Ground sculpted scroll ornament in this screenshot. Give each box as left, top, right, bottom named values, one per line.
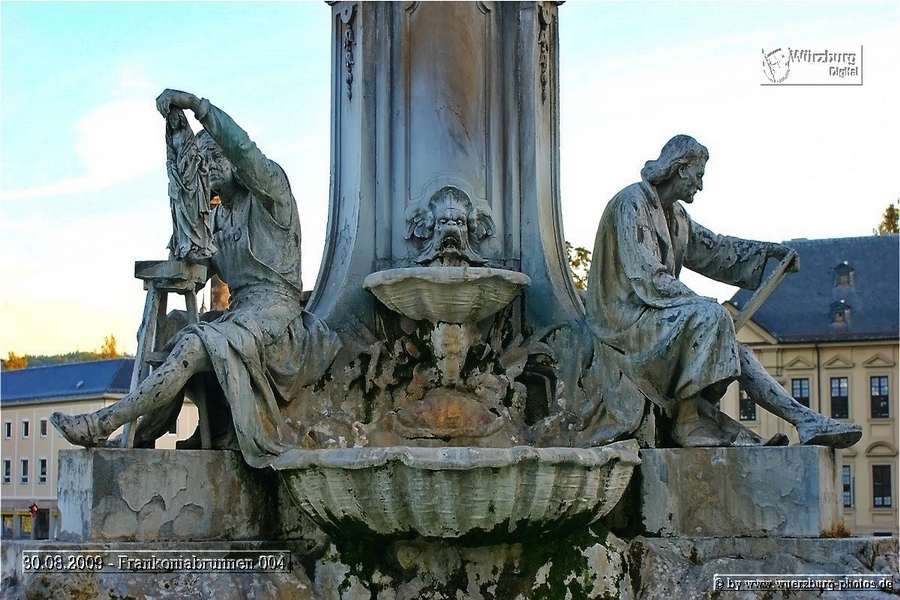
left=538, top=5, right=552, bottom=103
left=340, top=4, right=357, bottom=101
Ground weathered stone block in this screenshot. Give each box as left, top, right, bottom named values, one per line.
left=1, top=540, right=316, bottom=600
left=57, top=449, right=320, bottom=543
left=3, top=535, right=895, bottom=599
left=638, top=446, right=841, bottom=537
left=628, top=536, right=899, bottom=600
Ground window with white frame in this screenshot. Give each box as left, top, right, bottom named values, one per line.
left=2, top=460, right=10, bottom=485
left=39, top=419, right=48, bottom=437
left=830, top=377, right=849, bottom=419
left=738, top=390, right=756, bottom=421
left=871, top=376, right=890, bottom=419
left=21, top=420, right=29, bottom=439
left=20, top=458, right=28, bottom=484
left=873, top=465, right=893, bottom=508
left=842, top=465, right=853, bottom=508
left=38, top=458, right=48, bottom=485
left=3, top=422, right=10, bottom=439
left=791, top=378, right=810, bottom=408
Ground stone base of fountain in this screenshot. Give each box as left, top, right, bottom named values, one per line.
left=6, top=447, right=895, bottom=599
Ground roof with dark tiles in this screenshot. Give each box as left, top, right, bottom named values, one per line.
left=727, top=235, right=899, bottom=343
left=0, top=358, right=134, bottom=405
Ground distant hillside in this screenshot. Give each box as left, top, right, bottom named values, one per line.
left=2, top=335, right=130, bottom=371
left=23, top=352, right=133, bottom=369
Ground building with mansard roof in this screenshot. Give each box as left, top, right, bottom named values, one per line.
left=0, top=359, right=198, bottom=539
left=720, top=234, right=899, bottom=536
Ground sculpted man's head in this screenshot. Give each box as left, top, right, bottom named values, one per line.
left=197, top=130, right=236, bottom=198
left=642, top=134, right=709, bottom=205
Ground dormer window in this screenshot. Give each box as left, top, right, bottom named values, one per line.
left=831, top=300, right=850, bottom=324
left=834, top=262, right=854, bottom=288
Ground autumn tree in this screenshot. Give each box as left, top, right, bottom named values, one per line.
left=875, top=202, right=899, bottom=235
left=565, top=241, right=592, bottom=291
left=99, top=334, right=120, bottom=359
left=1, top=352, right=28, bottom=370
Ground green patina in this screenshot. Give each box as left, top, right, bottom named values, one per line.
left=317, top=519, right=628, bottom=599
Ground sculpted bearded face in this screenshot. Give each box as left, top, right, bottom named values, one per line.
left=432, top=199, right=470, bottom=263
left=405, top=186, right=495, bottom=267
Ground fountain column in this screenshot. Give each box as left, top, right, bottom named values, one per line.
left=309, top=1, right=584, bottom=336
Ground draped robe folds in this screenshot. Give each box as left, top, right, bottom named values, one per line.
left=583, top=180, right=769, bottom=434
left=178, top=103, right=341, bottom=468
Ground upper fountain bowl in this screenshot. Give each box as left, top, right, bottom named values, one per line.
left=363, top=267, right=531, bottom=324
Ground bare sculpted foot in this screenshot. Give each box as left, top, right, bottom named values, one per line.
left=50, top=412, right=108, bottom=447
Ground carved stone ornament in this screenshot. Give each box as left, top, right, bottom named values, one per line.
left=340, top=4, right=357, bottom=101
left=273, top=439, right=640, bottom=540
left=363, top=266, right=530, bottom=324
left=538, top=4, right=552, bottom=103
left=405, top=185, right=495, bottom=267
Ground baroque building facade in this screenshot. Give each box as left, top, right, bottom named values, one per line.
left=721, top=235, right=899, bottom=536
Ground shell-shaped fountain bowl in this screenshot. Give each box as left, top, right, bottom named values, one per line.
left=272, top=440, right=640, bottom=540
left=363, top=267, right=531, bottom=324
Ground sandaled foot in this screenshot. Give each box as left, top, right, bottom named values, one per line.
left=764, top=432, right=790, bottom=446
left=673, top=397, right=768, bottom=447
left=798, top=419, right=862, bottom=449
left=50, top=412, right=108, bottom=447
left=673, top=398, right=734, bottom=447
left=674, top=420, right=729, bottom=447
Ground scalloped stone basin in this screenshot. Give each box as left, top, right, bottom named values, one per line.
left=362, top=267, right=531, bottom=324
left=272, top=440, right=640, bottom=540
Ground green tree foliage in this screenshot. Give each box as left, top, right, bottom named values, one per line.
left=565, top=241, right=592, bottom=290
left=875, top=202, right=899, bottom=235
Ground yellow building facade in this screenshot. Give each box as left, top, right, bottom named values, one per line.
left=721, top=326, right=898, bottom=536
left=720, top=235, right=898, bottom=537
left=1, top=359, right=198, bottom=539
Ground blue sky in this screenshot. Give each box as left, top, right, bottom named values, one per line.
left=2, top=1, right=898, bottom=355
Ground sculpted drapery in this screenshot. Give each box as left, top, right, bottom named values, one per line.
left=583, top=179, right=768, bottom=427
left=178, top=102, right=341, bottom=467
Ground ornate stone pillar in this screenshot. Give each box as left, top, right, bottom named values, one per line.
left=310, top=1, right=584, bottom=336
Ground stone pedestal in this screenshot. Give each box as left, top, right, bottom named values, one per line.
left=636, top=446, right=842, bottom=538
left=57, top=449, right=314, bottom=543
left=3, top=534, right=896, bottom=599
left=0, top=448, right=893, bottom=599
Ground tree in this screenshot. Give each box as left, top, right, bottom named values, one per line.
left=99, top=334, right=120, bottom=359
left=2, top=351, right=28, bottom=370
left=565, top=241, right=592, bottom=291
left=875, top=202, right=899, bottom=235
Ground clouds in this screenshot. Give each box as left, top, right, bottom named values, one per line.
left=559, top=6, right=899, bottom=248
left=1, top=1, right=897, bottom=356
left=557, top=3, right=899, bottom=302
left=1, top=97, right=164, bottom=202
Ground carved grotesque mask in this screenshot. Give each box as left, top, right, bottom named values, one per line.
left=405, top=186, right=495, bottom=267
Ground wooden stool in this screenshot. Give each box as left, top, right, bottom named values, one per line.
left=122, top=260, right=210, bottom=448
